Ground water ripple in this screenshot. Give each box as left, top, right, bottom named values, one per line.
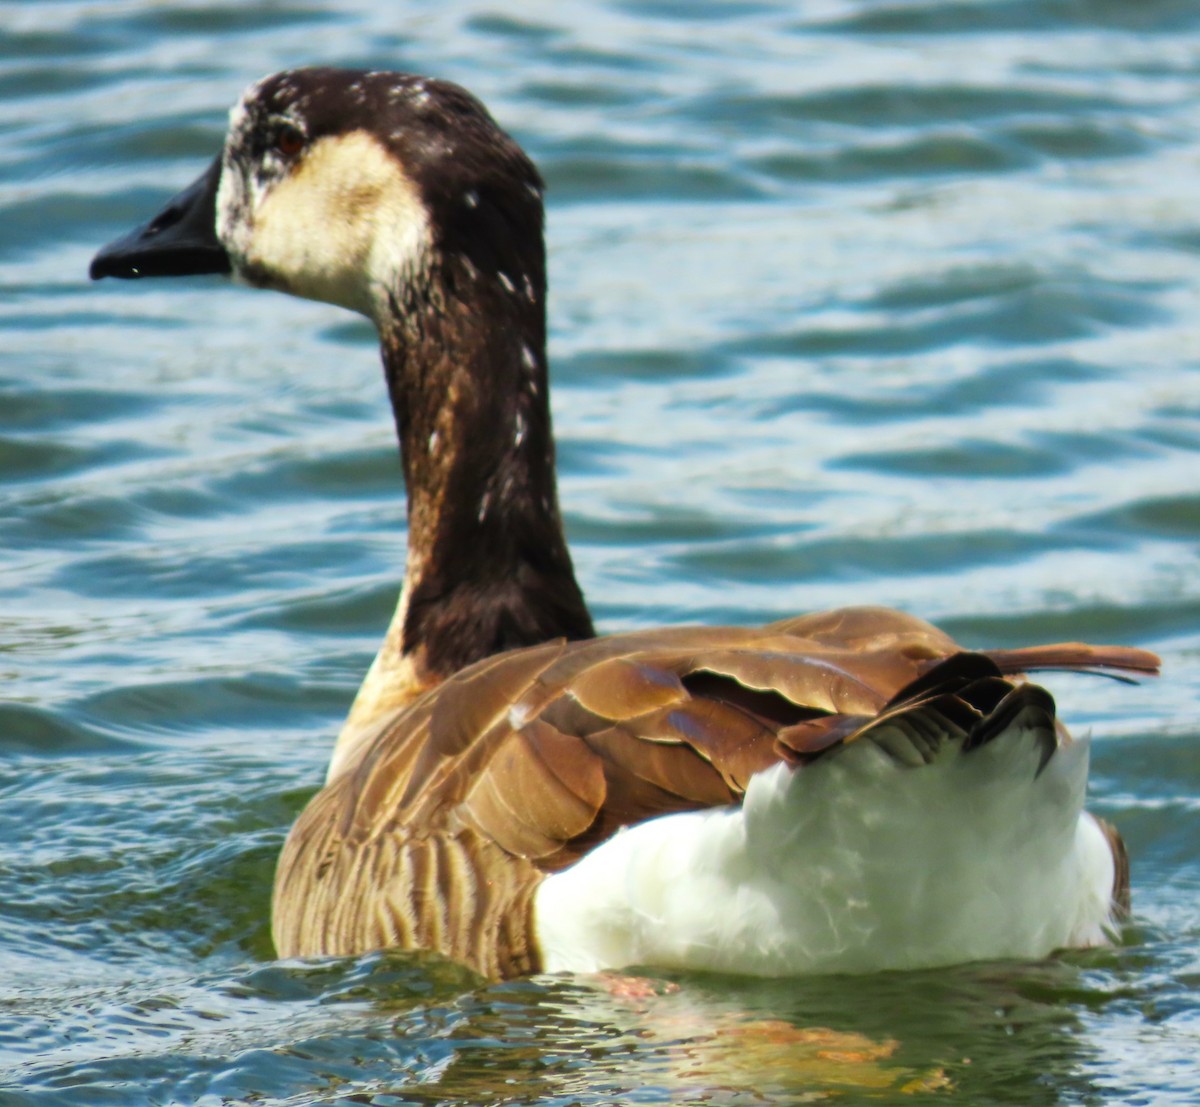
left=2, top=1, right=1198, bottom=1104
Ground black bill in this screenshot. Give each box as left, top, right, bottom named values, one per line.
left=90, top=156, right=231, bottom=280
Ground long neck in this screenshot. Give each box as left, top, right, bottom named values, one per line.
left=388, top=252, right=594, bottom=673
left=335, top=248, right=594, bottom=764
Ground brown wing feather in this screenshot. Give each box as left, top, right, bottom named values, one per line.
left=983, top=642, right=1161, bottom=679
left=461, top=719, right=607, bottom=858
left=272, top=607, right=1158, bottom=977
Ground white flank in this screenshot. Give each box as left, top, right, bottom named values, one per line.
left=535, top=724, right=1117, bottom=976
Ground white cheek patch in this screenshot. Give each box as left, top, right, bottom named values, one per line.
left=219, top=129, right=432, bottom=321
left=215, top=95, right=260, bottom=266
left=215, top=156, right=251, bottom=264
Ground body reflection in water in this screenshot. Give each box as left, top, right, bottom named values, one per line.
left=330, top=952, right=1116, bottom=1104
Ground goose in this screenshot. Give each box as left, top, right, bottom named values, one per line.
left=91, top=67, right=1159, bottom=981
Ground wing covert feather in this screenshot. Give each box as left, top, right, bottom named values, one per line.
left=462, top=719, right=606, bottom=858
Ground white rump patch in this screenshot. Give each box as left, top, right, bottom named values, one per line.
left=535, top=726, right=1119, bottom=977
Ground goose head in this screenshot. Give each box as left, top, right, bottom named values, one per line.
left=92, top=69, right=592, bottom=752
left=91, top=67, right=546, bottom=328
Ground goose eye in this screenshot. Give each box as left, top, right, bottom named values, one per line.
left=275, top=125, right=306, bottom=157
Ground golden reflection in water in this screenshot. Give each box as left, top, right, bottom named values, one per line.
left=388, top=972, right=952, bottom=1104
left=661, top=1017, right=950, bottom=1098
left=590, top=975, right=951, bottom=1101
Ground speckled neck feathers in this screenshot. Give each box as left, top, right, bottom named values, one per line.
left=380, top=213, right=593, bottom=682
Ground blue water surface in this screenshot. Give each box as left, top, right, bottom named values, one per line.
left=2, top=1, right=1199, bottom=1104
